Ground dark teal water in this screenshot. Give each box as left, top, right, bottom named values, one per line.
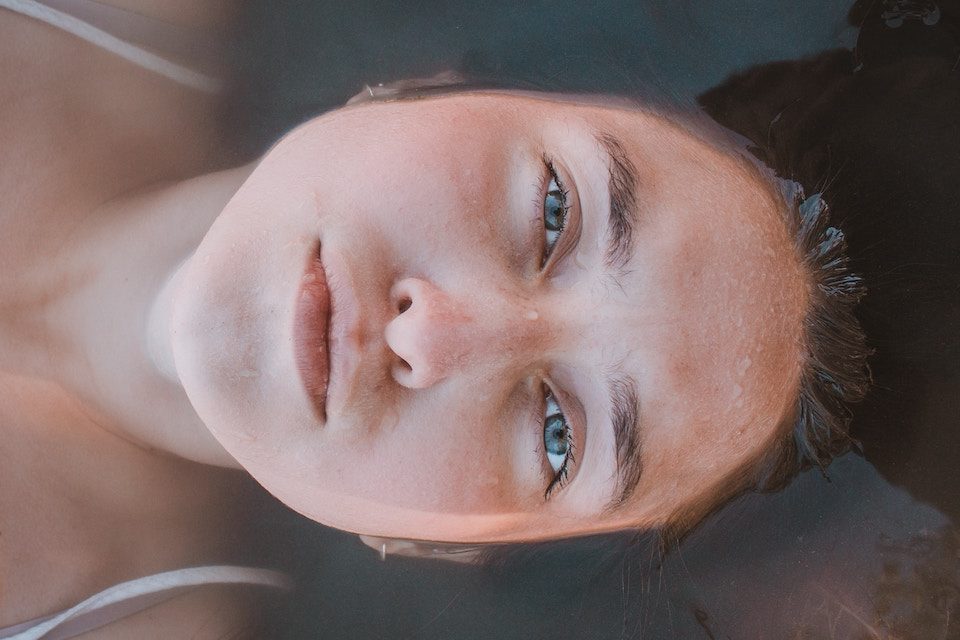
left=231, top=2, right=960, bottom=638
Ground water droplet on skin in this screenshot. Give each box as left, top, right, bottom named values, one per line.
left=478, top=472, right=499, bottom=488
left=736, top=356, right=752, bottom=376
left=729, top=382, right=745, bottom=409
left=525, top=309, right=539, bottom=321
left=573, top=251, right=587, bottom=270
left=303, top=272, right=316, bottom=283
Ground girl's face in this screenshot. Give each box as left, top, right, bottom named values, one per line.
left=170, top=92, right=807, bottom=542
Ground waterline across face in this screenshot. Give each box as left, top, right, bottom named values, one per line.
left=169, top=92, right=808, bottom=543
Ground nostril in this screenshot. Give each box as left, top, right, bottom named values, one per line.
left=397, top=297, right=412, bottom=314
left=392, top=357, right=414, bottom=386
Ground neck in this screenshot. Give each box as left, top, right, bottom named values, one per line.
left=0, top=162, right=258, bottom=467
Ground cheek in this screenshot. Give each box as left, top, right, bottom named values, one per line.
left=311, top=112, right=511, bottom=267
left=320, top=399, right=521, bottom=514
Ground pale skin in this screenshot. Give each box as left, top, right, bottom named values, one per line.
left=0, top=2, right=260, bottom=635
left=0, top=1, right=808, bottom=634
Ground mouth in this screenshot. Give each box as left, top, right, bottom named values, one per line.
left=293, top=241, right=330, bottom=423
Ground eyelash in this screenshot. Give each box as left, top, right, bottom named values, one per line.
left=542, top=383, right=575, bottom=500
left=538, top=157, right=571, bottom=269
left=533, top=156, right=575, bottom=499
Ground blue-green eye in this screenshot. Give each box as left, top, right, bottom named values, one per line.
left=541, top=162, right=569, bottom=267
left=543, top=385, right=574, bottom=499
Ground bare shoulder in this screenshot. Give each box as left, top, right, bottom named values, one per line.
left=72, top=583, right=277, bottom=640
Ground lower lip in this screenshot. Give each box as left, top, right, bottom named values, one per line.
left=293, top=243, right=330, bottom=422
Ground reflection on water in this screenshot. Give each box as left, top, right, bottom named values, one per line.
left=231, top=0, right=858, bottom=153
left=265, top=455, right=957, bottom=639
left=873, top=528, right=959, bottom=638
left=231, top=1, right=960, bottom=638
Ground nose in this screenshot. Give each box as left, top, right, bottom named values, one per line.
left=384, top=277, right=540, bottom=389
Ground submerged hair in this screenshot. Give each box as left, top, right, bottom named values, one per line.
left=757, top=182, right=872, bottom=488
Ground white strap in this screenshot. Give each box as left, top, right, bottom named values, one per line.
left=0, top=0, right=223, bottom=93
left=2, top=566, right=292, bottom=640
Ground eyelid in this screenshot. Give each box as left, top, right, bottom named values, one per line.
left=538, top=376, right=583, bottom=498
left=537, top=155, right=583, bottom=271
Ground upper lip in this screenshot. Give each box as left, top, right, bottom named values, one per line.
left=293, top=242, right=332, bottom=422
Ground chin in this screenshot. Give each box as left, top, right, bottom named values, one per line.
left=171, top=192, right=332, bottom=475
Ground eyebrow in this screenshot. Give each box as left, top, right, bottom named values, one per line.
left=596, top=132, right=639, bottom=278
left=603, top=371, right=644, bottom=511
left=593, top=131, right=645, bottom=511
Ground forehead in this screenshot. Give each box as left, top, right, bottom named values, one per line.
left=603, top=164, right=805, bottom=515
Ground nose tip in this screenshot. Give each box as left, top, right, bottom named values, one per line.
left=384, top=277, right=473, bottom=389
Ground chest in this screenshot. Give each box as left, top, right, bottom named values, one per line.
left=0, top=372, right=254, bottom=627
left=0, top=7, right=249, bottom=626
left=0, top=4, right=230, bottom=284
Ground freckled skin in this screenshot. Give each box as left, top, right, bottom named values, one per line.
left=170, top=93, right=807, bottom=543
